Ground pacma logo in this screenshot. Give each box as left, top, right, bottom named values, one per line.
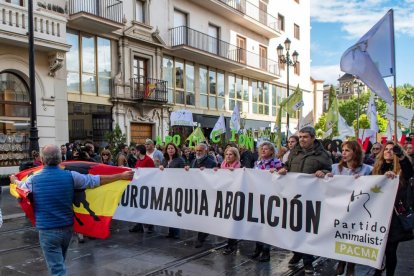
left=346, top=185, right=383, bottom=219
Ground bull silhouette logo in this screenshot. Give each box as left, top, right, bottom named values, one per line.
left=73, top=189, right=101, bottom=226
left=347, top=190, right=372, bottom=218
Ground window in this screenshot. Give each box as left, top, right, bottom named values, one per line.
left=278, top=14, right=285, bottom=31
left=132, top=57, right=148, bottom=98
left=199, top=66, right=224, bottom=110
left=252, top=81, right=269, bottom=115
left=5, top=0, right=23, bottom=6
left=0, top=72, right=30, bottom=117
left=229, top=74, right=248, bottom=113
left=259, top=45, right=267, bottom=70
left=135, top=0, right=145, bottom=23
left=163, top=56, right=173, bottom=103
left=162, top=56, right=194, bottom=106
left=294, top=61, right=300, bottom=76
left=66, top=30, right=112, bottom=96
left=294, top=24, right=300, bottom=40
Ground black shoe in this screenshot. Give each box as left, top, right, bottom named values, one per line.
left=304, top=264, right=314, bottom=274
left=258, top=250, right=270, bottom=262
left=129, top=224, right=144, bottom=233
left=223, top=246, right=237, bottom=255
left=250, top=248, right=262, bottom=259
left=195, top=240, right=204, bottom=248
left=288, top=254, right=302, bottom=266
left=147, top=225, right=154, bottom=234
left=336, top=261, right=346, bottom=275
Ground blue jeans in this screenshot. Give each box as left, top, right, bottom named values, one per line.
left=38, top=226, right=73, bottom=276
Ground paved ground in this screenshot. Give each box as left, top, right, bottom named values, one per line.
left=1, top=186, right=413, bottom=276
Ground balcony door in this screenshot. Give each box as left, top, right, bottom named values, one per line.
left=174, top=9, right=187, bottom=45
left=208, top=24, right=219, bottom=55
left=259, top=0, right=268, bottom=25
left=236, top=35, right=246, bottom=64
left=133, top=57, right=148, bottom=98
left=259, top=45, right=267, bottom=70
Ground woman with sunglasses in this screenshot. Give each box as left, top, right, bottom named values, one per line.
left=371, top=141, right=414, bottom=276
left=100, top=149, right=114, bottom=166
left=327, top=141, right=372, bottom=276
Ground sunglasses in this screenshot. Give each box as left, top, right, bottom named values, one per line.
left=372, top=148, right=381, bottom=151
left=102, top=153, right=109, bottom=156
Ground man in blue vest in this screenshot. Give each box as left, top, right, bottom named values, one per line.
left=10, top=144, right=134, bottom=276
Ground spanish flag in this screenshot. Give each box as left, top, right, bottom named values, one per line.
left=10, top=161, right=131, bottom=239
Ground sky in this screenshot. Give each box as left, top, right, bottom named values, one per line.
left=310, top=0, right=414, bottom=86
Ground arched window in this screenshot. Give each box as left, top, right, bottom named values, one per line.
left=0, top=72, right=30, bottom=118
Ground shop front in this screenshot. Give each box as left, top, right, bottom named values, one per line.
left=0, top=72, right=31, bottom=170
left=68, top=102, right=112, bottom=148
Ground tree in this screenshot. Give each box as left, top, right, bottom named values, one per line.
left=104, top=124, right=127, bottom=160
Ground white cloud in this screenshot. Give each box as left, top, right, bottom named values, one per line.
left=311, top=65, right=343, bottom=85
left=311, top=0, right=414, bottom=39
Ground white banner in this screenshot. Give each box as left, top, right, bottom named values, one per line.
left=170, top=110, right=194, bottom=127
left=114, top=169, right=398, bottom=269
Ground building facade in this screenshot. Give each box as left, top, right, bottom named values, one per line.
left=0, top=0, right=312, bottom=171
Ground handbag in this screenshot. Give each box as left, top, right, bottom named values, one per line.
left=394, top=206, right=414, bottom=231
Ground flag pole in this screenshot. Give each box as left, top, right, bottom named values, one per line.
left=390, top=9, right=397, bottom=142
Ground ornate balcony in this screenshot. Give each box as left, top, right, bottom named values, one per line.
left=113, top=76, right=168, bottom=104
left=187, top=0, right=280, bottom=38
left=68, top=0, right=124, bottom=33
left=169, top=26, right=280, bottom=81
left=0, top=1, right=69, bottom=52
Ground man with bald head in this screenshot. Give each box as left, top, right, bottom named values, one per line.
left=10, top=145, right=133, bottom=276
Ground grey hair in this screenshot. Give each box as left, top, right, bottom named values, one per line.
left=258, top=141, right=276, bottom=160
left=299, top=126, right=316, bottom=138
left=196, top=143, right=208, bottom=151
left=41, top=145, right=62, bottom=166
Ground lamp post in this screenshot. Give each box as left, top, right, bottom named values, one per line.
left=277, top=38, right=298, bottom=138
left=28, top=0, right=39, bottom=153
left=353, top=79, right=364, bottom=138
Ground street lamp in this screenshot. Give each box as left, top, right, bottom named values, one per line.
left=353, top=79, right=364, bottom=138
left=28, top=0, right=39, bottom=153
left=277, top=38, right=299, bottom=138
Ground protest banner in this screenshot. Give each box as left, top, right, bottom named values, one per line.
left=114, top=169, right=398, bottom=269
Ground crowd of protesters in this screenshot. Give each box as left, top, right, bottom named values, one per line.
left=4, top=128, right=414, bottom=275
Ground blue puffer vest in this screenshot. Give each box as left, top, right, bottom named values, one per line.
left=32, top=166, right=74, bottom=229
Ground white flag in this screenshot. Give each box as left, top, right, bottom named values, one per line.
left=386, top=120, right=402, bottom=140
left=210, top=114, right=226, bottom=138
left=230, top=104, right=241, bottom=132
left=170, top=110, right=194, bottom=127
left=337, top=114, right=355, bottom=138
left=322, top=128, right=333, bottom=139
left=367, top=93, right=379, bottom=132
left=299, top=111, right=314, bottom=130
left=340, top=10, right=395, bottom=104
left=386, top=104, right=414, bottom=128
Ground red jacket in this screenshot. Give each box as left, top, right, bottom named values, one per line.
left=135, top=155, right=155, bottom=168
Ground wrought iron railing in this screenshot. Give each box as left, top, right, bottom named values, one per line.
left=131, top=76, right=168, bottom=102
left=218, top=0, right=279, bottom=31
left=170, top=26, right=279, bottom=75
left=68, top=0, right=123, bottom=24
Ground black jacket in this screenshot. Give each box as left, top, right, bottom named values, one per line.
left=190, top=155, right=216, bottom=169
left=377, top=157, right=414, bottom=242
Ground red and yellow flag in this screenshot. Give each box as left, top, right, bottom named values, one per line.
left=10, top=161, right=131, bottom=239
